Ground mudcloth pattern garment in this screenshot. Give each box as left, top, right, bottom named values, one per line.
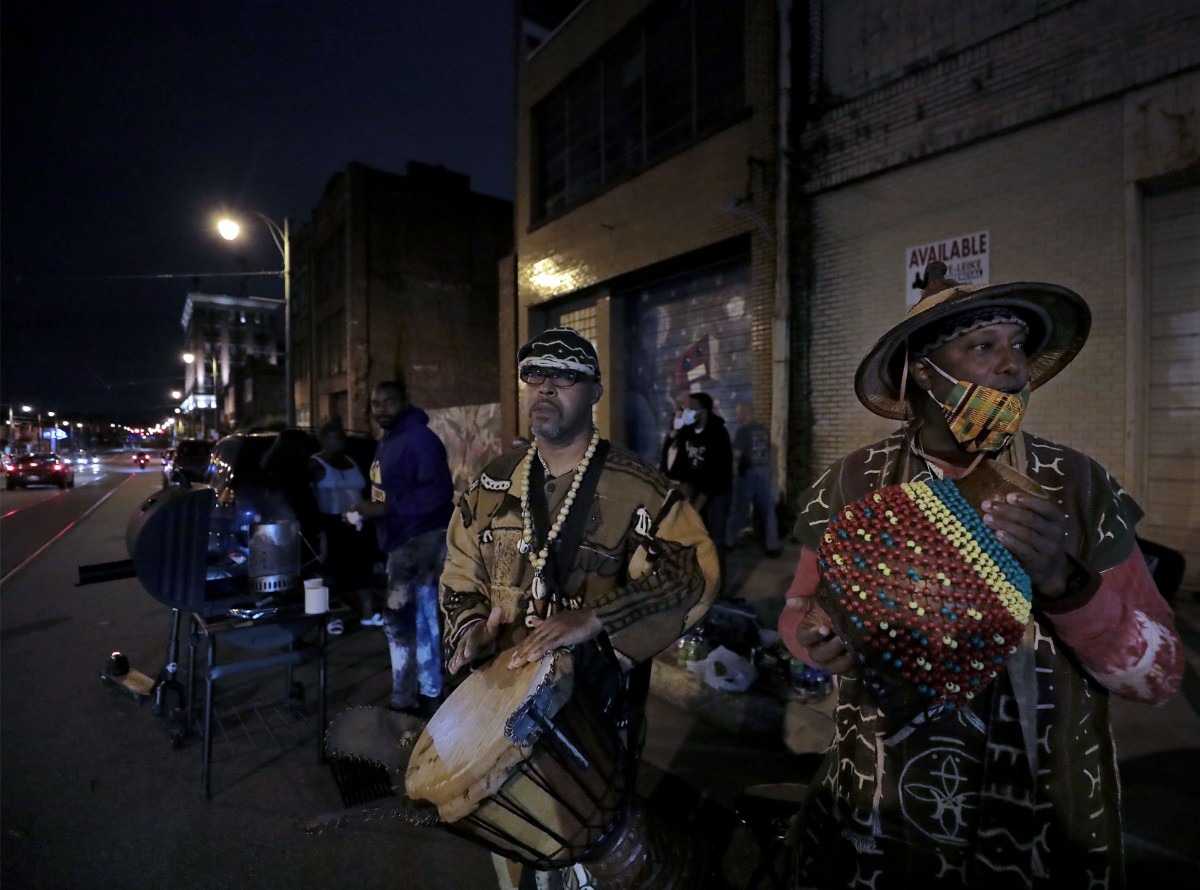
left=787, top=427, right=1183, bottom=889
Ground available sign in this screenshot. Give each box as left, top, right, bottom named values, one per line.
left=904, top=230, right=989, bottom=307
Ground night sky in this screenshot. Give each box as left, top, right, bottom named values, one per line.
left=1, top=1, right=516, bottom=428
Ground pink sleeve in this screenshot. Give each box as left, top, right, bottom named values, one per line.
left=1043, top=547, right=1184, bottom=705
left=778, top=547, right=821, bottom=662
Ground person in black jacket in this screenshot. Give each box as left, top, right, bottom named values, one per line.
left=661, top=391, right=733, bottom=591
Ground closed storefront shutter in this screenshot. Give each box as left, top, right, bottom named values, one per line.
left=1143, top=183, right=1200, bottom=591
left=621, top=258, right=753, bottom=468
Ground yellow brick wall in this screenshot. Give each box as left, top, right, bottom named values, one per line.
left=807, top=101, right=1130, bottom=485
left=513, top=0, right=784, bottom=441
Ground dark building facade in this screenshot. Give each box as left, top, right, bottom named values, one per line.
left=291, top=161, right=514, bottom=436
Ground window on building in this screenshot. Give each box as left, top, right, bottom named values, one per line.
left=532, top=0, right=743, bottom=222
left=316, top=309, right=346, bottom=379
left=556, top=305, right=598, bottom=346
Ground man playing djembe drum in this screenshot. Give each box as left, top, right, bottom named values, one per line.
left=440, top=327, right=720, bottom=889
left=779, top=263, right=1184, bottom=888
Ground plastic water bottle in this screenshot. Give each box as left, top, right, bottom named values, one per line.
left=677, top=629, right=709, bottom=667
left=803, top=666, right=833, bottom=702
left=791, top=662, right=832, bottom=703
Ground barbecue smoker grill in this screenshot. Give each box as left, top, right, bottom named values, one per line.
left=84, top=485, right=307, bottom=739
left=81, top=485, right=216, bottom=744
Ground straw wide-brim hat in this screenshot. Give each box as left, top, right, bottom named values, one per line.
left=855, top=278, right=1092, bottom=420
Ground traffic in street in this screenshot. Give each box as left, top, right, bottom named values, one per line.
left=0, top=451, right=157, bottom=581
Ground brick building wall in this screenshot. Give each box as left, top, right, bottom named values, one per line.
left=796, top=0, right=1200, bottom=507
left=296, top=162, right=513, bottom=436
left=806, top=0, right=1200, bottom=192
left=807, top=103, right=1129, bottom=474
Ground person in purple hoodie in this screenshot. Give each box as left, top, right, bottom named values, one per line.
left=351, top=379, right=454, bottom=716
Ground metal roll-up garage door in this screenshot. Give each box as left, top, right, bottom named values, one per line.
left=1143, top=183, right=1199, bottom=592
left=622, top=258, right=752, bottom=467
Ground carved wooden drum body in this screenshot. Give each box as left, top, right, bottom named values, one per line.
left=405, top=648, right=628, bottom=868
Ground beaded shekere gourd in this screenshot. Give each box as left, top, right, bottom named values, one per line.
left=815, top=477, right=1033, bottom=725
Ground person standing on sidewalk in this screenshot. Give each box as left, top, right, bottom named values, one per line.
left=779, top=263, right=1184, bottom=888
left=351, top=380, right=454, bottom=717
left=660, top=391, right=733, bottom=592
left=441, top=327, right=720, bottom=890
left=309, top=416, right=374, bottom=629
left=725, top=401, right=781, bottom=557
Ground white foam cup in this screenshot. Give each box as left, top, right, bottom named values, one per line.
left=304, top=582, right=329, bottom=614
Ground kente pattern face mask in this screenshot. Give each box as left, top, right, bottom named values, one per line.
left=924, top=360, right=1030, bottom=453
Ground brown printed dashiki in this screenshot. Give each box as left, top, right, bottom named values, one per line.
left=440, top=442, right=720, bottom=890
left=441, top=443, right=719, bottom=668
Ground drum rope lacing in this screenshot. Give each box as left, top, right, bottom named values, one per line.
left=518, top=429, right=600, bottom=601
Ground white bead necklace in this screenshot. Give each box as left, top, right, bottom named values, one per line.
left=518, top=429, right=600, bottom=601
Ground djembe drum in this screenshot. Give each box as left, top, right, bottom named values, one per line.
left=405, top=647, right=628, bottom=868
left=815, top=460, right=1045, bottom=726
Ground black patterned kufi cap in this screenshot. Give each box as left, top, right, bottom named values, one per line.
left=517, top=327, right=601, bottom=380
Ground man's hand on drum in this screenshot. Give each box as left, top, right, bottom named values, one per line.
left=448, top=606, right=503, bottom=675
left=508, top=608, right=603, bottom=669
left=783, top=594, right=856, bottom=675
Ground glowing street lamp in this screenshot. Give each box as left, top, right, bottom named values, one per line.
left=215, top=211, right=293, bottom=427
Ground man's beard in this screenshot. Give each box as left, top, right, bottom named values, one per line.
left=529, top=404, right=583, bottom=443
left=529, top=414, right=564, bottom=441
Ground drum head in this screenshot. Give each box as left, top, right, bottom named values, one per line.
left=406, top=648, right=575, bottom=822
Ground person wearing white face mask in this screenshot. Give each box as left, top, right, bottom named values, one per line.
left=661, top=403, right=697, bottom=494
left=661, top=392, right=733, bottom=593
left=778, top=262, right=1183, bottom=889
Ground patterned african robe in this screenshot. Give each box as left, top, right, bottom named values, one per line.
left=441, top=442, right=719, bottom=674
left=784, top=427, right=1183, bottom=890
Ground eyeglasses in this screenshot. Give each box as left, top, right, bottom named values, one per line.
left=519, top=368, right=587, bottom=388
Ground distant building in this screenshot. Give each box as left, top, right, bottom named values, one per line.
left=179, top=292, right=285, bottom=437
left=290, top=160, right=514, bottom=490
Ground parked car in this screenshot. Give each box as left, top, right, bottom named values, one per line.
left=163, top=439, right=212, bottom=488
left=5, top=452, right=75, bottom=490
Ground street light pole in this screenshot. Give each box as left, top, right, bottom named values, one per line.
left=283, top=215, right=293, bottom=429
left=217, top=212, right=294, bottom=428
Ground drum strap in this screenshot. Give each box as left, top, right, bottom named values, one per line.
left=530, top=438, right=650, bottom=778
left=527, top=438, right=611, bottom=607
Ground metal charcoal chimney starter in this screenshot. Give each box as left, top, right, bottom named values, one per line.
left=246, top=521, right=300, bottom=594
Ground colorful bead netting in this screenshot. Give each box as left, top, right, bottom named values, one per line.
left=816, top=479, right=1032, bottom=713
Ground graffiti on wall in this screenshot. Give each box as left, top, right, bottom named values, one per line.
left=623, top=261, right=752, bottom=466
left=426, top=402, right=504, bottom=495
